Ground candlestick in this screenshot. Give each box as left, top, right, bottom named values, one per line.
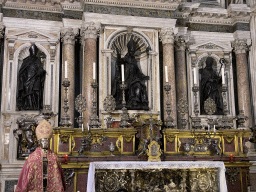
left=121, top=64, right=124, bottom=82
left=221, top=67, right=225, bottom=85
left=93, top=62, right=96, bottom=80
left=87, top=123, right=89, bottom=131
left=193, top=67, right=197, bottom=85
left=65, top=61, right=67, bottom=78
left=165, top=66, right=168, bottom=83
left=214, top=125, right=216, bottom=132
left=82, top=124, right=84, bottom=132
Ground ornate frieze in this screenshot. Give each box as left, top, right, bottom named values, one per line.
left=232, top=39, right=248, bottom=54
left=81, top=21, right=99, bottom=40
left=61, top=28, right=78, bottom=45
left=160, top=28, right=178, bottom=45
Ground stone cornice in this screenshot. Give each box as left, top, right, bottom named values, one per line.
left=3, top=1, right=63, bottom=12
left=84, top=0, right=179, bottom=11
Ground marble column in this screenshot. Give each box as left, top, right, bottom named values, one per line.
left=175, top=37, right=188, bottom=129
left=81, top=22, right=99, bottom=125
left=61, top=28, right=78, bottom=127
left=160, top=28, right=178, bottom=128
left=232, top=39, right=252, bottom=128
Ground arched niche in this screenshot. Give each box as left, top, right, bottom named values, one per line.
left=7, top=43, right=51, bottom=112
left=99, top=28, right=160, bottom=124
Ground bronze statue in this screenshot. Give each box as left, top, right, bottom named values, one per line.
left=112, top=37, right=149, bottom=110
left=200, top=57, right=223, bottom=115
left=17, top=44, right=46, bottom=110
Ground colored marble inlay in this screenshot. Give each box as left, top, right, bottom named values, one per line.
left=77, top=173, right=88, bottom=192
left=224, top=139, right=235, bottom=152
left=250, top=173, right=256, bottom=191
left=123, top=139, right=133, bottom=152
left=166, top=140, right=176, bottom=152
left=58, top=138, right=69, bottom=153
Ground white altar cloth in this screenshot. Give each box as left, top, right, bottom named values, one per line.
left=87, top=161, right=227, bottom=192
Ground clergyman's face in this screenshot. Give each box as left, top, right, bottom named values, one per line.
left=39, top=138, right=50, bottom=149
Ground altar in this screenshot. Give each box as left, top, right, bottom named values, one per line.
left=87, top=161, right=228, bottom=192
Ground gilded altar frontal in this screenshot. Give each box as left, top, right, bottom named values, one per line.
left=0, top=0, right=256, bottom=191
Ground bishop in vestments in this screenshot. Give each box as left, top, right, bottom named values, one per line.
left=15, top=119, right=66, bottom=192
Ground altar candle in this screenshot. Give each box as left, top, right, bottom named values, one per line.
left=208, top=125, right=210, bottom=132
left=194, top=67, right=197, bottom=85
left=65, top=61, right=68, bottom=78
left=165, top=66, right=168, bottom=83
left=214, top=125, right=216, bottom=133
left=87, top=123, right=90, bottom=131
left=121, top=64, right=125, bottom=82
left=221, top=67, right=225, bottom=85
left=93, top=62, right=96, bottom=80
left=82, top=124, right=84, bottom=132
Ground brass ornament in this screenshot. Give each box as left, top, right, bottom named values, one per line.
left=226, top=167, right=240, bottom=185
left=204, top=97, right=216, bottom=115
left=225, top=135, right=234, bottom=144
left=103, top=95, right=116, bottom=113
left=75, top=94, right=87, bottom=113
left=124, top=135, right=133, bottom=143
left=147, top=140, right=161, bottom=161
left=166, top=135, right=175, bottom=143
left=60, top=133, right=70, bottom=143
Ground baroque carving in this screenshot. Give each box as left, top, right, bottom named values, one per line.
left=226, top=167, right=240, bottom=185
left=95, top=168, right=218, bottom=192
left=81, top=21, right=100, bottom=40
left=61, top=28, right=78, bottom=45
left=60, top=133, right=70, bottom=143
left=204, top=97, right=216, bottom=115
left=232, top=39, right=248, bottom=54
left=160, top=28, right=178, bottom=45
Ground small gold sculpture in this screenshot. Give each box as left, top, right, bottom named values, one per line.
left=147, top=140, right=161, bottom=161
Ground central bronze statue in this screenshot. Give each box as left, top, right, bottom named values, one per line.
left=112, top=37, right=149, bottom=110
left=200, top=57, right=223, bottom=115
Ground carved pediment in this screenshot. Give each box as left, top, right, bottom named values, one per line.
left=190, top=41, right=231, bottom=51
left=8, top=29, right=58, bottom=41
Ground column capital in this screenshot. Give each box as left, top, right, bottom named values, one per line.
left=81, top=21, right=100, bottom=40
left=175, top=36, right=186, bottom=51
left=61, top=28, right=78, bottom=45
left=232, top=39, right=249, bottom=54
left=160, top=28, right=178, bottom=45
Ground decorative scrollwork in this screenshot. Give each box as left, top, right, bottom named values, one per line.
left=60, top=133, right=70, bottom=143
left=166, top=135, right=175, bottom=143
left=225, top=135, right=234, bottom=144
left=103, top=95, right=116, bottom=113
left=204, top=97, right=216, bottom=115
left=124, top=135, right=133, bottom=143
left=226, top=167, right=240, bottom=185
left=75, top=94, right=87, bottom=114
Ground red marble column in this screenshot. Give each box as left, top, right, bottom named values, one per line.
left=61, top=28, right=78, bottom=127
left=232, top=39, right=252, bottom=128
left=81, top=22, right=99, bottom=125
left=175, top=37, right=188, bottom=129
left=160, top=28, right=177, bottom=128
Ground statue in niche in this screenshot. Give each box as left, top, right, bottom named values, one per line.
left=200, top=57, right=223, bottom=115
left=111, top=37, right=149, bottom=110
left=17, top=44, right=46, bottom=111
